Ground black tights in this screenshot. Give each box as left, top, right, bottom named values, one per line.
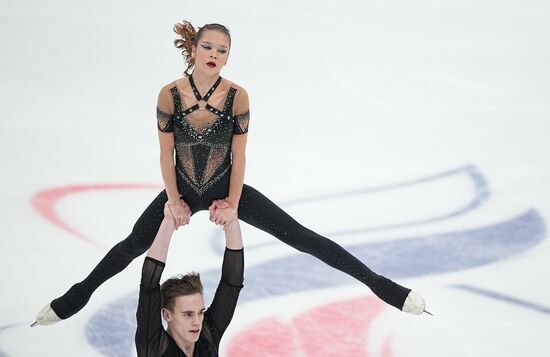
left=51, top=185, right=409, bottom=318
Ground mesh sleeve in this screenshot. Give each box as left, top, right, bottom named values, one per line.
left=205, top=248, right=244, bottom=343
left=232, top=88, right=250, bottom=135
left=135, top=257, right=170, bottom=357
left=157, top=86, right=175, bottom=133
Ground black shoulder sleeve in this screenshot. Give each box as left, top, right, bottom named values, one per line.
left=135, top=257, right=170, bottom=356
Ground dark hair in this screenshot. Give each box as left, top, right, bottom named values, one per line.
left=160, top=272, right=204, bottom=311
left=173, top=21, right=231, bottom=76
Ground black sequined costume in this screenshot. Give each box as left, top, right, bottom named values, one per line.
left=50, top=76, right=410, bottom=319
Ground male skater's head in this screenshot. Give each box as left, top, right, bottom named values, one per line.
left=160, top=272, right=205, bottom=344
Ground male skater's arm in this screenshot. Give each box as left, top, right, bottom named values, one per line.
left=135, top=213, right=176, bottom=356
left=206, top=219, right=244, bottom=342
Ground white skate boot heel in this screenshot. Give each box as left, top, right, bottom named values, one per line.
left=31, top=303, right=61, bottom=327
left=402, top=290, right=433, bottom=316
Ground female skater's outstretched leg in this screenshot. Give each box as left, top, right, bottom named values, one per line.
left=237, top=184, right=421, bottom=312
left=34, top=190, right=169, bottom=325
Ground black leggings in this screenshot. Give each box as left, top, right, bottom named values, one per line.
left=51, top=184, right=410, bottom=318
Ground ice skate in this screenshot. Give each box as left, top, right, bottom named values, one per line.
left=402, top=290, right=432, bottom=316
left=31, top=303, right=61, bottom=327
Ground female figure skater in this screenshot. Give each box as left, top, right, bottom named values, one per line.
left=33, top=21, right=428, bottom=327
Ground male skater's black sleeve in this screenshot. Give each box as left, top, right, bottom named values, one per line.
left=204, top=248, right=244, bottom=346
left=135, top=257, right=170, bottom=357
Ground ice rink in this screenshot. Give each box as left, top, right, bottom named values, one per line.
left=1, top=0, right=550, bottom=356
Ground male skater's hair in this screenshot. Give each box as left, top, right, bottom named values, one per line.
left=161, top=272, right=204, bottom=311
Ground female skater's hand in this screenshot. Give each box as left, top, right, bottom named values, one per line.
left=165, top=199, right=191, bottom=229
left=209, top=199, right=237, bottom=226
left=210, top=206, right=238, bottom=226
left=208, top=199, right=230, bottom=211
left=208, top=198, right=230, bottom=225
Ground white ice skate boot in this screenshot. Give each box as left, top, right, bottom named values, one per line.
left=402, top=290, right=432, bottom=315
left=31, top=303, right=61, bottom=327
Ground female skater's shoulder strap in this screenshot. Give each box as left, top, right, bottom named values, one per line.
left=232, top=87, right=250, bottom=135
left=156, top=85, right=176, bottom=133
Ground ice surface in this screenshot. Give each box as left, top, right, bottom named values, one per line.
left=1, top=0, right=549, bottom=356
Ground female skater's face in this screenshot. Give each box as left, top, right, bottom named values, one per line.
left=192, top=30, right=230, bottom=74
left=163, top=293, right=205, bottom=344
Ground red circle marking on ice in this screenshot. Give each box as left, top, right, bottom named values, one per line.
left=30, top=183, right=161, bottom=249
left=228, top=295, right=393, bottom=357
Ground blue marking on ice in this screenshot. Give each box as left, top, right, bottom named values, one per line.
left=213, top=209, right=545, bottom=302
left=209, top=164, right=489, bottom=255
left=453, top=284, right=550, bottom=315
left=0, top=323, right=24, bottom=333
left=0, top=323, right=28, bottom=357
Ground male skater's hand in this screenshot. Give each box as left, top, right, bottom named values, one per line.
left=165, top=199, right=191, bottom=229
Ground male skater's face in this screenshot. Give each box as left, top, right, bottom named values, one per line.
left=164, top=293, right=205, bottom=343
